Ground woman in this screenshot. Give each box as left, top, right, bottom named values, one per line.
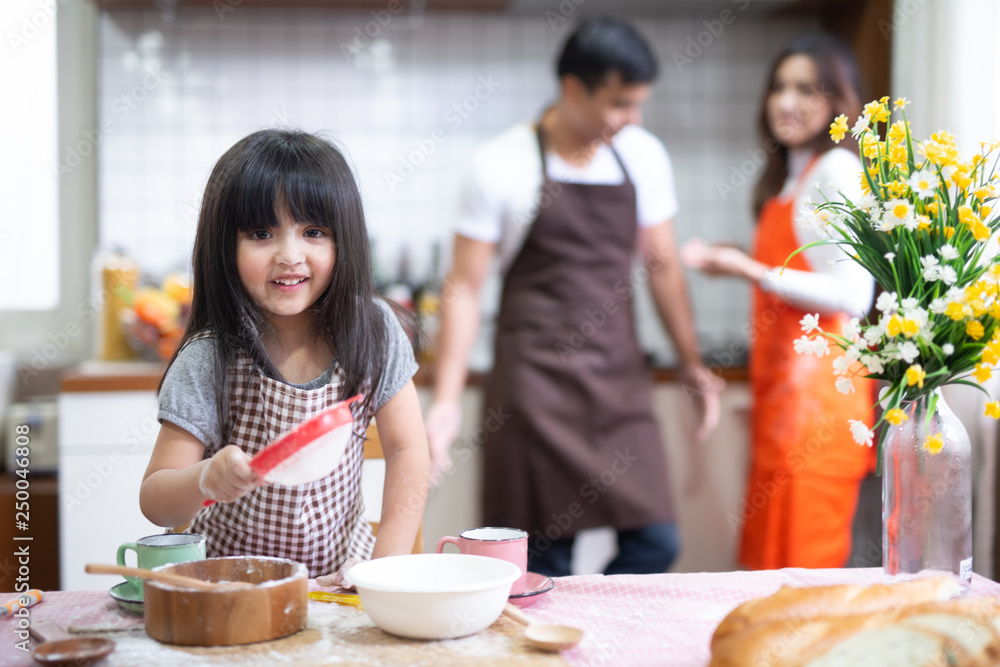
left=683, top=34, right=874, bottom=569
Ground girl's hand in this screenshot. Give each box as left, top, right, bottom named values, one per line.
left=198, top=445, right=261, bottom=503
left=315, top=556, right=363, bottom=591
left=425, top=401, right=462, bottom=486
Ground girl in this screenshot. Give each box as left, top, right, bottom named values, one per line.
left=683, top=34, right=874, bottom=569
left=140, top=129, right=428, bottom=578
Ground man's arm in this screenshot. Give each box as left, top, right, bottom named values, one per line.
left=639, top=219, right=723, bottom=442
left=425, top=234, right=495, bottom=481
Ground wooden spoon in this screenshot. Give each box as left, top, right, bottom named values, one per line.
left=30, top=619, right=115, bottom=666
left=85, top=563, right=253, bottom=591
left=502, top=602, right=584, bottom=651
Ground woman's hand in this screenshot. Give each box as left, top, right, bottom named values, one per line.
left=425, top=401, right=462, bottom=486
left=681, top=239, right=768, bottom=282
left=197, top=445, right=261, bottom=503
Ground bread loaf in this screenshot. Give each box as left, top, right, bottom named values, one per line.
left=712, top=576, right=960, bottom=646
left=709, top=580, right=998, bottom=667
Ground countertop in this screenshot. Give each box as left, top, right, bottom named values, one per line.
left=60, top=360, right=748, bottom=393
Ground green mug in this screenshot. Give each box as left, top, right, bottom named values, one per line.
left=117, top=533, right=206, bottom=599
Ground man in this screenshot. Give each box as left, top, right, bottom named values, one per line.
left=425, top=17, right=721, bottom=577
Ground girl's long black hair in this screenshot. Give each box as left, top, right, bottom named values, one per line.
left=160, top=129, right=391, bottom=443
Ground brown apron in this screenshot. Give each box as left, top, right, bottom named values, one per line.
left=482, top=124, right=675, bottom=538
left=188, top=337, right=376, bottom=578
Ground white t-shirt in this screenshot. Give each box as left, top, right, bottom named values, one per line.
left=760, top=147, right=875, bottom=318
left=456, top=123, right=679, bottom=273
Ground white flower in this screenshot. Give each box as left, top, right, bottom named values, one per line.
left=920, top=255, right=942, bottom=281
left=909, top=169, right=938, bottom=199
left=798, top=206, right=832, bottom=238
left=940, top=266, right=958, bottom=285
left=861, top=353, right=884, bottom=374
left=863, top=326, right=883, bottom=345
left=852, top=115, right=871, bottom=137
left=842, top=317, right=862, bottom=342
left=898, top=341, right=920, bottom=363
left=800, top=313, right=821, bottom=333
left=942, top=343, right=955, bottom=356
left=884, top=199, right=916, bottom=228
left=884, top=252, right=896, bottom=262
left=793, top=336, right=813, bottom=356
left=930, top=297, right=948, bottom=314
left=939, top=244, right=959, bottom=260
left=876, top=291, right=899, bottom=313
left=848, top=419, right=875, bottom=447
left=810, top=337, right=831, bottom=358
left=836, top=377, right=855, bottom=395
left=845, top=345, right=863, bottom=364
left=901, top=297, right=919, bottom=311
left=832, top=356, right=851, bottom=375
left=945, top=286, right=966, bottom=303
left=858, top=193, right=879, bottom=211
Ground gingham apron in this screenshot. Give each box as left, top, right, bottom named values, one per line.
left=188, top=339, right=376, bottom=578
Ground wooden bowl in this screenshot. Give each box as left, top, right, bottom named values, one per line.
left=143, top=556, right=307, bottom=646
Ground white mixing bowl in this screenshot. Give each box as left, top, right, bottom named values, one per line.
left=344, top=553, right=521, bottom=639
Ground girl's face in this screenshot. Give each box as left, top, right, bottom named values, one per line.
left=766, top=54, right=832, bottom=150
left=237, top=208, right=335, bottom=327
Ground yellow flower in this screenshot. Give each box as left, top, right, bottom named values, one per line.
left=944, top=226, right=956, bottom=239
left=894, top=97, right=910, bottom=109
left=923, top=433, right=944, bottom=454
left=902, top=318, right=921, bottom=338
left=952, top=168, right=973, bottom=191
left=864, top=100, right=889, bottom=124
left=860, top=172, right=872, bottom=195
left=967, top=320, right=986, bottom=340
left=982, top=205, right=993, bottom=219
left=888, top=146, right=909, bottom=169
left=974, top=363, right=993, bottom=383
left=959, top=205, right=978, bottom=226
left=986, top=402, right=1000, bottom=419
left=971, top=219, right=992, bottom=242
left=830, top=114, right=849, bottom=143
left=863, top=140, right=881, bottom=160
left=984, top=341, right=1000, bottom=365
left=926, top=202, right=940, bottom=217
left=945, top=301, right=967, bottom=320
left=888, top=121, right=909, bottom=145
left=887, top=314, right=903, bottom=337
left=906, top=364, right=926, bottom=388
left=916, top=215, right=931, bottom=231
left=886, top=180, right=909, bottom=198
left=885, top=408, right=908, bottom=425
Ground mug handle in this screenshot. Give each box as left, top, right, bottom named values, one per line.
left=436, top=536, right=461, bottom=553
left=116, top=542, right=140, bottom=590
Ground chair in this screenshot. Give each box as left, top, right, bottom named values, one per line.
left=363, top=421, right=424, bottom=553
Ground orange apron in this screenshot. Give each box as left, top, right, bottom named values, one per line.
left=740, top=159, right=874, bottom=569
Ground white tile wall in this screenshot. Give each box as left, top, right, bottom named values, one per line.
left=97, top=8, right=818, bottom=368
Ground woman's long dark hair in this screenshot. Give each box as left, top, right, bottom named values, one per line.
left=752, top=33, right=864, bottom=218
left=160, top=129, right=390, bottom=443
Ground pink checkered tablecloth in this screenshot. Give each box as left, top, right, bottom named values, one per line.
left=3, top=569, right=999, bottom=666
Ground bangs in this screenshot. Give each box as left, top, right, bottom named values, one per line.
left=227, top=132, right=347, bottom=233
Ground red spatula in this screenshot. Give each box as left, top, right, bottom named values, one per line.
left=203, top=394, right=363, bottom=506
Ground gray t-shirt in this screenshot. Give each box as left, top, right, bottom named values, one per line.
left=158, top=300, right=418, bottom=450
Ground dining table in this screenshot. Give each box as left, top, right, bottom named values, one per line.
left=4, top=567, right=1000, bottom=666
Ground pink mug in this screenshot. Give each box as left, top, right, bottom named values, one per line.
left=436, top=527, right=528, bottom=595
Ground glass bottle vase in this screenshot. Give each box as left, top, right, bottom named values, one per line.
left=882, top=390, right=972, bottom=589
